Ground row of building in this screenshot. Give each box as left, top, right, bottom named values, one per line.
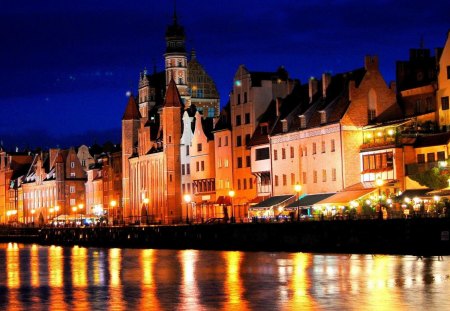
left=1, top=14, right=450, bottom=224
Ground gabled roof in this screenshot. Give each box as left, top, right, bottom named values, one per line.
left=122, top=95, right=141, bottom=120
left=164, top=78, right=183, bottom=108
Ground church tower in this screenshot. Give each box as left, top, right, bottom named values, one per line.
left=121, top=95, right=141, bottom=220
left=161, top=79, right=183, bottom=223
left=164, top=10, right=189, bottom=101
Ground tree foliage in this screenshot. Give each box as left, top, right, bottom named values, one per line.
left=410, top=167, right=449, bottom=190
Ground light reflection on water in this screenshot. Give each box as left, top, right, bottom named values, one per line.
left=0, top=243, right=449, bottom=310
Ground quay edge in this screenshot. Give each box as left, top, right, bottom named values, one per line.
left=1, top=218, right=449, bottom=255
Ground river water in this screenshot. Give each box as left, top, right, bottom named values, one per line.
left=0, top=243, right=449, bottom=310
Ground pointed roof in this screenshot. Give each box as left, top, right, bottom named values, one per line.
left=122, top=95, right=141, bottom=120
left=164, top=79, right=183, bottom=108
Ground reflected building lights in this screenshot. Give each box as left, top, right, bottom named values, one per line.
left=140, top=249, right=160, bottom=310
left=289, top=253, right=317, bottom=310
left=72, top=246, right=89, bottom=310
left=223, top=251, right=249, bottom=310
left=179, top=250, right=200, bottom=309
left=108, top=248, right=124, bottom=311
left=6, top=242, right=20, bottom=289
left=48, top=245, right=66, bottom=310
left=30, top=244, right=40, bottom=288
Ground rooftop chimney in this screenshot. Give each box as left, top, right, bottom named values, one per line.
left=322, top=73, right=332, bottom=98
left=309, top=78, right=318, bottom=103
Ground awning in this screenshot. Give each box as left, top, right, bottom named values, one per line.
left=285, top=193, right=336, bottom=210
left=250, top=195, right=294, bottom=209
left=215, top=196, right=231, bottom=205
left=315, top=188, right=376, bottom=205
left=397, top=189, right=433, bottom=200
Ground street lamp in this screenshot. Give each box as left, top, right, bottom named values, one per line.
left=143, top=198, right=149, bottom=225
left=31, top=209, right=36, bottom=226
left=72, top=206, right=77, bottom=226
left=110, top=200, right=117, bottom=225
left=49, top=207, right=54, bottom=225
left=184, top=194, right=191, bottom=224
left=78, top=203, right=84, bottom=225
left=375, top=177, right=383, bottom=219
left=294, top=183, right=302, bottom=221
left=54, top=205, right=60, bottom=226
left=228, top=190, right=235, bottom=223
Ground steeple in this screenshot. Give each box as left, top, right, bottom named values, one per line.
left=165, top=5, right=185, bottom=54
left=122, top=94, right=141, bottom=120
left=164, top=78, right=183, bottom=108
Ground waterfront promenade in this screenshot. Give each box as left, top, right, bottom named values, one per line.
left=1, top=217, right=450, bottom=255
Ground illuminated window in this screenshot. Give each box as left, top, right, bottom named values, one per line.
left=70, top=186, right=75, bottom=193
left=322, top=169, right=327, bottom=182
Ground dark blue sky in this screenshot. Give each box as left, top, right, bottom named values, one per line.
left=1, top=0, right=449, bottom=150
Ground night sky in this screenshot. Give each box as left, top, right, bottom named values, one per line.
left=1, top=0, right=449, bottom=150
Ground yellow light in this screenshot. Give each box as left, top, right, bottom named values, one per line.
left=183, top=194, right=192, bottom=203
left=404, top=197, right=411, bottom=204
left=434, top=196, right=440, bottom=202
left=78, top=204, right=84, bottom=210
left=366, top=133, right=372, bottom=139
left=110, top=200, right=117, bottom=207
left=54, top=205, right=60, bottom=212
left=228, top=190, right=235, bottom=198
left=294, top=183, right=302, bottom=193
left=375, top=177, right=383, bottom=187
left=31, top=209, right=36, bottom=214
left=388, top=129, right=394, bottom=136
left=72, top=206, right=77, bottom=212
left=143, top=198, right=149, bottom=204
left=377, top=131, right=383, bottom=137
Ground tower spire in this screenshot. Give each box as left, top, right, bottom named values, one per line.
left=173, top=0, right=177, bottom=24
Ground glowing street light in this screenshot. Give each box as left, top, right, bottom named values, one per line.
left=375, top=177, right=383, bottom=219
left=184, top=194, right=191, bottom=224
left=229, top=190, right=235, bottom=223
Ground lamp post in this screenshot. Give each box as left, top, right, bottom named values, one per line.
left=375, top=177, right=383, bottom=219
left=49, top=207, right=54, bottom=225
left=78, top=203, right=84, bottom=225
left=31, top=209, right=35, bottom=226
left=184, top=194, right=191, bottom=224
left=72, top=206, right=77, bottom=226
left=294, top=183, right=302, bottom=222
left=228, top=190, right=235, bottom=223
left=54, top=205, right=60, bottom=226
left=143, top=198, right=149, bottom=225
left=110, top=200, right=117, bottom=225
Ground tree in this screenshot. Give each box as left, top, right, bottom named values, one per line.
left=410, top=167, right=449, bottom=190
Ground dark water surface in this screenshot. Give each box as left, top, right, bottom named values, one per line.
left=0, top=243, right=449, bottom=310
